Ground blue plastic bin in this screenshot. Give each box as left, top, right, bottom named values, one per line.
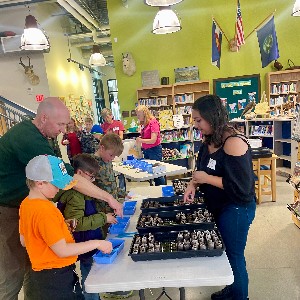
left=162, top=186, right=175, bottom=197
left=109, top=216, right=130, bottom=234
left=93, top=239, right=125, bottom=264
left=123, top=201, right=137, bottom=215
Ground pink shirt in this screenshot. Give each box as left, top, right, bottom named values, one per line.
left=141, top=118, right=161, bottom=149
left=101, top=120, right=125, bottom=135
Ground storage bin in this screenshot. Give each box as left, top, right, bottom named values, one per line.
left=93, top=239, right=125, bottom=264
left=123, top=201, right=137, bottom=215
left=109, top=217, right=130, bottom=234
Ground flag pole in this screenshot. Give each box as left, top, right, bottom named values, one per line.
left=212, top=17, right=230, bottom=43
left=244, top=10, right=276, bottom=41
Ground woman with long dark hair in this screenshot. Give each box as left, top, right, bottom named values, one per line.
left=184, top=94, right=255, bottom=300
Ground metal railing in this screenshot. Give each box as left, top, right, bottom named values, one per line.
left=0, top=96, right=36, bottom=137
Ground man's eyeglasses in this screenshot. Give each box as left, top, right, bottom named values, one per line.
left=82, top=171, right=96, bottom=182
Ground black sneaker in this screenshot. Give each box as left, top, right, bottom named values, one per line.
left=211, top=286, right=233, bottom=300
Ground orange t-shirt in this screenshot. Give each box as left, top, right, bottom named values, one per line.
left=19, top=198, right=77, bottom=271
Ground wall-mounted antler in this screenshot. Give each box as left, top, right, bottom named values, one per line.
left=19, top=56, right=40, bottom=85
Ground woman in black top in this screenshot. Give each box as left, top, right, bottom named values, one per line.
left=184, top=95, right=256, bottom=300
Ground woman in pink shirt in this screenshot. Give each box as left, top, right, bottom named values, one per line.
left=135, top=105, right=166, bottom=186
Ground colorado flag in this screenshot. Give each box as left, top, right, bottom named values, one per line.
left=212, top=20, right=223, bottom=69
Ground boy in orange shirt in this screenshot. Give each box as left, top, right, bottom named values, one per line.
left=19, top=154, right=112, bottom=299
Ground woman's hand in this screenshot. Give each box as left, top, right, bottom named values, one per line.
left=183, top=182, right=196, bottom=203
left=192, top=171, right=209, bottom=184
left=62, top=139, right=69, bottom=145
left=136, top=137, right=142, bottom=145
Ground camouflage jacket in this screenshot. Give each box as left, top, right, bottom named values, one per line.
left=80, top=130, right=99, bottom=154
left=93, top=155, right=127, bottom=212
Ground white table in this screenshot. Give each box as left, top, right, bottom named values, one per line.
left=113, top=160, right=188, bottom=183
left=85, top=186, right=234, bottom=300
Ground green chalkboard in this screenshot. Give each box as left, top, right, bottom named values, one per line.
left=213, top=74, right=261, bottom=120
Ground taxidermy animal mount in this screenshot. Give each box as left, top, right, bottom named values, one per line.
left=19, top=56, right=40, bottom=85
left=241, top=100, right=256, bottom=117
left=122, top=52, right=136, bottom=76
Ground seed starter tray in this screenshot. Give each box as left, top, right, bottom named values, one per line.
left=136, top=208, right=214, bottom=234
left=140, top=194, right=205, bottom=213
left=172, top=178, right=201, bottom=195
left=129, top=229, right=224, bottom=261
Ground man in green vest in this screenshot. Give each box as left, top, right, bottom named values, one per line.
left=0, top=97, right=122, bottom=300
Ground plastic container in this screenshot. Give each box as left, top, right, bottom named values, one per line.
left=93, top=239, right=125, bottom=264
left=162, top=186, right=175, bottom=197
left=128, top=229, right=225, bottom=261
left=140, top=194, right=205, bottom=213
left=123, top=201, right=137, bottom=215
left=109, top=217, right=130, bottom=234
left=136, top=208, right=214, bottom=234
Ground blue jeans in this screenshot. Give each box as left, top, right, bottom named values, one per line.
left=80, top=257, right=100, bottom=300
left=142, top=145, right=166, bottom=186
left=216, top=200, right=256, bottom=300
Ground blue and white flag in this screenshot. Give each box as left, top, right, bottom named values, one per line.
left=212, top=20, right=222, bottom=69
left=256, top=16, right=279, bottom=68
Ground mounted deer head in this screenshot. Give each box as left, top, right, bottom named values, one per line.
left=19, top=56, right=40, bottom=85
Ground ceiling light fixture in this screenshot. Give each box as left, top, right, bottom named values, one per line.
left=89, top=45, right=106, bottom=67
left=145, top=0, right=183, bottom=6
left=20, top=15, right=50, bottom=50
left=292, top=0, right=300, bottom=16
left=152, top=7, right=181, bottom=34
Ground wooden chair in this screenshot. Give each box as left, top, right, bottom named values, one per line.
left=253, top=155, right=277, bottom=204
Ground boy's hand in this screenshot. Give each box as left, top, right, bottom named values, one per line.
left=106, top=213, right=118, bottom=224
left=65, top=218, right=77, bottom=233
left=97, top=240, right=113, bottom=254
left=107, top=197, right=123, bottom=217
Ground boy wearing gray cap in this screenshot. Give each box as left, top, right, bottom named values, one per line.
left=19, top=154, right=112, bottom=300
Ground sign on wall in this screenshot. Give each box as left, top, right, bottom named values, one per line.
left=213, top=74, right=261, bottom=119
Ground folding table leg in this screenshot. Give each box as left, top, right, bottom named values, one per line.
left=179, top=287, right=185, bottom=300
left=139, top=289, right=146, bottom=300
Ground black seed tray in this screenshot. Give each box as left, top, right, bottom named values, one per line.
left=140, top=193, right=205, bottom=213
left=136, top=208, right=215, bottom=234
left=172, top=177, right=201, bottom=195
left=129, top=229, right=225, bottom=261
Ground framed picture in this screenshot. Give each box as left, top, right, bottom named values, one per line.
left=174, top=66, right=199, bottom=83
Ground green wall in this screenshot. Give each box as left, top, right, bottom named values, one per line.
left=107, top=0, right=300, bottom=123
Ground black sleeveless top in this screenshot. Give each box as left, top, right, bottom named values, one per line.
left=196, top=135, right=255, bottom=217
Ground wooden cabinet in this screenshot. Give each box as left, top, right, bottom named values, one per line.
left=266, top=69, right=300, bottom=116
left=137, top=81, right=210, bottom=171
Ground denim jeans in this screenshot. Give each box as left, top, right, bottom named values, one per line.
left=142, top=145, right=166, bottom=186
left=80, top=257, right=100, bottom=300
left=216, top=200, right=256, bottom=300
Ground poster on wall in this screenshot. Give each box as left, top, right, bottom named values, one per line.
left=213, top=74, right=261, bottom=119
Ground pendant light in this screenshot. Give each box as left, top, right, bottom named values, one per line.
left=89, top=45, right=106, bottom=67
left=20, top=15, right=50, bottom=50
left=152, top=7, right=181, bottom=34
left=292, top=0, right=300, bottom=16
left=145, top=0, right=183, bottom=6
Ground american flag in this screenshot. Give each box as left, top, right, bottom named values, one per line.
left=235, top=0, right=245, bottom=50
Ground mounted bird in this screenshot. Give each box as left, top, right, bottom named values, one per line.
left=241, top=100, right=256, bottom=117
